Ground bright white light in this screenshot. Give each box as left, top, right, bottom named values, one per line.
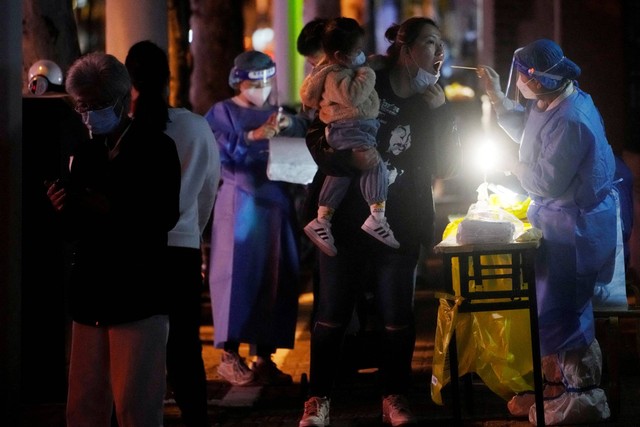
left=488, top=183, right=520, bottom=206
left=474, top=135, right=501, bottom=174
left=480, top=94, right=492, bottom=131
left=252, top=27, right=274, bottom=52
left=188, top=29, right=193, bottom=44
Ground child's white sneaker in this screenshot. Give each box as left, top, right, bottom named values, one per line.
left=304, top=218, right=337, bottom=256
left=361, top=215, right=400, bottom=248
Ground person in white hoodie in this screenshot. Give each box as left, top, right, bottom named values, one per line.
left=125, top=40, right=221, bottom=427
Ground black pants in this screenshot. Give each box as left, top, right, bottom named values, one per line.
left=166, top=247, right=208, bottom=427
left=309, top=244, right=417, bottom=398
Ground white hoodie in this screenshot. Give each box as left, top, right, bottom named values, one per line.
left=164, top=108, right=221, bottom=248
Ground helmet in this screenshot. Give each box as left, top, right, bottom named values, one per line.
left=28, top=59, right=64, bottom=95
left=228, top=50, right=276, bottom=88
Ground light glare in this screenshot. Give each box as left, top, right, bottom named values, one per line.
left=252, top=27, right=274, bottom=52
left=475, top=137, right=500, bottom=173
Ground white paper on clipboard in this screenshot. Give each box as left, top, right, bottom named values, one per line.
left=267, top=136, right=318, bottom=185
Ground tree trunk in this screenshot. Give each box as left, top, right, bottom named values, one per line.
left=189, top=0, right=244, bottom=115
left=22, top=0, right=81, bottom=89
left=168, top=0, right=193, bottom=108
left=313, top=0, right=341, bottom=18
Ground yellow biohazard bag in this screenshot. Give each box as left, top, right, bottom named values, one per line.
left=431, top=193, right=537, bottom=404
left=430, top=293, right=460, bottom=405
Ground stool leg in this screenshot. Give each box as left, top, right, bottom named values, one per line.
left=449, top=331, right=462, bottom=425
left=526, top=256, right=546, bottom=427
left=462, top=373, right=474, bottom=416
left=607, top=315, right=621, bottom=419
left=530, top=327, right=545, bottom=426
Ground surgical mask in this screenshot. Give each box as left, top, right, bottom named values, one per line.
left=242, top=86, right=272, bottom=107
left=351, top=51, right=366, bottom=67
left=411, top=68, right=440, bottom=93
left=81, top=104, right=122, bottom=137
left=516, top=78, right=538, bottom=99
left=407, top=51, right=440, bottom=93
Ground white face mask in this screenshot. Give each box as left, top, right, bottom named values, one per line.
left=351, top=51, right=366, bottom=67
left=242, top=86, right=272, bottom=106
left=516, top=78, right=538, bottom=99
left=407, top=51, right=439, bottom=93
left=411, top=68, right=440, bottom=93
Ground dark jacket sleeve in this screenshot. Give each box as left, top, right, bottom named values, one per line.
left=433, top=102, right=463, bottom=181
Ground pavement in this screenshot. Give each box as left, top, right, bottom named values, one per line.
left=21, top=257, right=640, bottom=427
left=162, top=257, right=640, bottom=427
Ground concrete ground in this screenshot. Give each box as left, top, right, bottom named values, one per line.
left=162, top=257, right=640, bottom=427
left=20, top=257, right=640, bottom=426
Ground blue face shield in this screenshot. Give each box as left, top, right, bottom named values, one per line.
left=505, top=39, right=581, bottom=102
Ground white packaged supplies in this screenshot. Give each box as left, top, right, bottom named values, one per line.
left=457, top=218, right=516, bottom=244
left=455, top=200, right=524, bottom=245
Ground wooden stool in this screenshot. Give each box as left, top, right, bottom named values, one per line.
left=434, top=239, right=545, bottom=426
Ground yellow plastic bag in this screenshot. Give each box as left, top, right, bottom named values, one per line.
left=430, top=293, right=461, bottom=405
left=431, top=194, right=537, bottom=404
left=461, top=309, right=536, bottom=400
left=488, top=193, right=530, bottom=221
left=430, top=295, right=536, bottom=404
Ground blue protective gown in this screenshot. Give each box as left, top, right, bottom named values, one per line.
left=498, top=88, right=617, bottom=356
left=204, top=99, right=307, bottom=350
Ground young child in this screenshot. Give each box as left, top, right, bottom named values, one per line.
left=300, top=17, right=399, bottom=256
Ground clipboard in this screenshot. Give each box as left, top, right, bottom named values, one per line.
left=267, top=136, right=318, bottom=185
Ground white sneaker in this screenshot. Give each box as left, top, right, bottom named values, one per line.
left=304, top=218, right=337, bottom=256
left=217, top=350, right=255, bottom=386
left=361, top=215, right=400, bottom=248
left=299, top=396, right=330, bottom=427
left=382, top=394, right=416, bottom=426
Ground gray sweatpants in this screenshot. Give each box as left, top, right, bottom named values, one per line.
left=320, top=118, right=385, bottom=208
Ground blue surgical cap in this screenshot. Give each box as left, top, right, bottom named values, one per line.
left=228, top=50, right=276, bottom=88
left=514, top=39, right=581, bottom=90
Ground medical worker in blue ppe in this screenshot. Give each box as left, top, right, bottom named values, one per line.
left=204, top=50, right=309, bottom=387
left=478, top=39, right=615, bottom=425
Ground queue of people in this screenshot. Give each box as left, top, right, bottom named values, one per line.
left=38, top=11, right=633, bottom=427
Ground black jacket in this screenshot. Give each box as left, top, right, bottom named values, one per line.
left=305, top=66, right=461, bottom=255
left=60, top=118, right=181, bottom=325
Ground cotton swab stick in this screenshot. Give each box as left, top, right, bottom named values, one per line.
left=451, top=65, right=478, bottom=70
